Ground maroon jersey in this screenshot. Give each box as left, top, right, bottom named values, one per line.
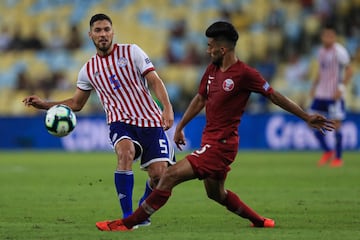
left=198, top=60, right=274, bottom=146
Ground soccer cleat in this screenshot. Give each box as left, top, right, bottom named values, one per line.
left=96, top=219, right=133, bottom=231
left=136, top=218, right=151, bottom=227
left=330, top=158, right=343, bottom=167
left=317, top=151, right=334, bottom=166
left=251, top=218, right=275, bottom=228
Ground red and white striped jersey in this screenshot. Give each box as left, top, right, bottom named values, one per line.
left=77, top=43, right=163, bottom=127
left=314, top=43, right=350, bottom=99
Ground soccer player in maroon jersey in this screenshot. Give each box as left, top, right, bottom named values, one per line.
left=23, top=13, right=175, bottom=226
left=95, top=21, right=335, bottom=231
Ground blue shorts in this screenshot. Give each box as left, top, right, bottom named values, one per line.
left=309, top=98, right=346, bottom=120
left=109, top=122, right=175, bottom=169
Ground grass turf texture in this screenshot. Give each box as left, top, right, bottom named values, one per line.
left=0, top=151, right=359, bottom=240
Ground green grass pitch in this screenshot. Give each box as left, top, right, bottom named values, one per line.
left=0, top=151, right=359, bottom=240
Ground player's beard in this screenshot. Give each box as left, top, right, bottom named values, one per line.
left=94, top=39, right=113, bottom=55
left=210, top=49, right=223, bottom=67
left=212, top=56, right=223, bottom=67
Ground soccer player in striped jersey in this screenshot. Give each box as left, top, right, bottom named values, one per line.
left=23, top=13, right=175, bottom=225
left=95, top=21, right=335, bottom=231
left=309, top=23, right=352, bottom=167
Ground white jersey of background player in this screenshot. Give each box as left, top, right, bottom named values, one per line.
left=309, top=23, right=352, bottom=167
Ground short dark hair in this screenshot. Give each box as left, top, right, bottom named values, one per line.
left=89, top=13, right=112, bottom=27
left=205, top=21, right=239, bottom=47
left=322, top=21, right=337, bottom=32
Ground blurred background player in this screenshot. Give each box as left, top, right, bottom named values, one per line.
left=23, top=13, right=175, bottom=226
left=95, top=21, right=335, bottom=232
left=309, top=23, right=352, bottom=167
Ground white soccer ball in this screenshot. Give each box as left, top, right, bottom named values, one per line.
left=45, top=104, right=77, bottom=137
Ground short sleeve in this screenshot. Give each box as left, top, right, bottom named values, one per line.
left=335, top=43, right=350, bottom=66
left=244, top=65, right=274, bottom=96
left=131, top=44, right=155, bottom=76
left=77, top=63, right=93, bottom=91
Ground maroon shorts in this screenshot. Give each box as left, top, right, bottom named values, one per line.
left=186, top=143, right=238, bottom=180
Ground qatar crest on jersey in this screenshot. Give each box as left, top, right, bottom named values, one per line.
left=117, top=57, right=128, bottom=68
left=222, top=78, right=234, bottom=92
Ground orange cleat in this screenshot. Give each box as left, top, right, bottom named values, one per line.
left=317, top=151, right=334, bottom=166
left=251, top=218, right=275, bottom=228
left=96, top=219, right=133, bottom=231
left=330, top=158, right=343, bottom=167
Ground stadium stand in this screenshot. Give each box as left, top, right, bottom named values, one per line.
left=0, top=0, right=359, bottom=115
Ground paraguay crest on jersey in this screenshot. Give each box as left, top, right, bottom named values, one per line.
left=117, top=57, right=128, bottom=68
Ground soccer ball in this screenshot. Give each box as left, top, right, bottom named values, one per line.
left=45, top=104, right=77, bottom=137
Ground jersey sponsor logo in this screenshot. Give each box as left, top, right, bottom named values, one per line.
left=223, top=78, right=234, bottom=92
left=117, top=57, right=128, bottom=68
left=263, top=81, right=270, bottom=91
left=109, top=74, right=121, bottom=90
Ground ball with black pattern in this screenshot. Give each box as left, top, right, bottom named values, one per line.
left=45, top=104, right=77, bottom=137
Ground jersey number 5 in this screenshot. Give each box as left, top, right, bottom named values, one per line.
left=195, top=144, right=211, bottom=155
left=159, top=139, right=168, bottom=154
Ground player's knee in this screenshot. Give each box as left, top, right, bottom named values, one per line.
left=149, top=176, right=160, bottom=188
left=117, top=148, right=135, bottom=161
left=148, top=170, right=163, bottom=187
left=148, top=162, right=167, bottom=187
left=115, top=148, right=135, bottom=170
left=116, top=139, right=135, bottom=157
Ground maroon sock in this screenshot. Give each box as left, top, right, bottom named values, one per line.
left=122, top=188, right=171, bottom=228
left=223, top=190, right=264, bottom=225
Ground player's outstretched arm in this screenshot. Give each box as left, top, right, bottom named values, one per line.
left=268, top=90, right=335, bottom=133
left=174, top=94, right=206, bottom=150
left=23, top=88, right=91, bottom=112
